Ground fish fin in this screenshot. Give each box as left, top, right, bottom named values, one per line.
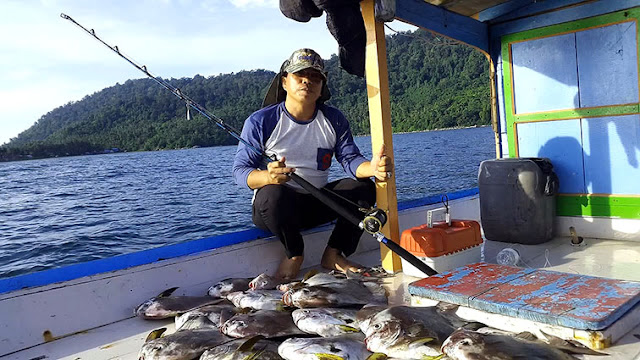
left=246, top=349, right=266, bottom=360
left=337, top=325, right=360, bottom=333
left=366, top=353, right=388, bottom=360
left=539, top=330, right=609, bottom=356
left=275, top=301, right=289, bottom=312
left=514, top=331, right=538, bottom=341
left=237, top=335, right=265, bottom=352
left=461, top=321, right=487, bottom=331
left=435, top=301, right=459, bottom=313
left=409, top=336, right=435, bottom=345
left=303, top=269, right=320, bottom=282
left=144, top=328, right=167, bottom=342
left=420, top=354, right=445, bottom=360
left=157, top=287, right=179, bottom=298
left=315, top=354, right=344, bottom=360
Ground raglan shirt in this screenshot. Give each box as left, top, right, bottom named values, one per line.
left=233, top=102, right=367, bottom=193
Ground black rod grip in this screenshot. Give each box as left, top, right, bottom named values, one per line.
left=379, top=235, right=438, bottom=276
left=289, top=173, right=363, bottom=227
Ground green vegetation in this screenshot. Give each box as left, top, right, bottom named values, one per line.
left=0, top=30, right=490, bottom=161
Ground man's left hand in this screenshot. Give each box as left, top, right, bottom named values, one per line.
left=370, top=144, right=393, bottom=181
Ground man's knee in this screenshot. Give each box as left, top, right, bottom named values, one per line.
left=253, top=184, right=297, bottom=219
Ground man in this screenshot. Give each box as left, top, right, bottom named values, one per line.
left=233, top=48, right=392, bottom=280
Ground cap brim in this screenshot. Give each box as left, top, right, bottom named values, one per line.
left=286, top=65, right=327, bottom=79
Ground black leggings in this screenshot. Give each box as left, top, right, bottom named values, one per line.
left=252, top=178, right=376, bottom=258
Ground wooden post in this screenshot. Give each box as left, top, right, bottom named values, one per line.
left=361, top=0, right=403, bottom=273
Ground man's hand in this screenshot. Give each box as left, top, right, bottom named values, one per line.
left=356, top=144, right=394, bottom=181
left=370, top=144, right=393, bottom=181
left=247, top=156, right=295, bottom=189
left=266, top=156, right=295, bottom=184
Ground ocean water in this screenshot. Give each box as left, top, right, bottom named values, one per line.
left=0, top=126, right=494, bottom=279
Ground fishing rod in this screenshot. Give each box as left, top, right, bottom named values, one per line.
left=60, top=13, right=438, bottom=277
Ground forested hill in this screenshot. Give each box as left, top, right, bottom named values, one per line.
left=1, top=29, right=490, bottom=161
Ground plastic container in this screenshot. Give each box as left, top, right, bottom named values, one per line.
left=400, top=220, right=483, bottom=277
left=478, top=158, right=559, bottom=244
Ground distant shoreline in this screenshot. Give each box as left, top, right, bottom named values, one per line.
left=354, top=124, right=490, bottom=137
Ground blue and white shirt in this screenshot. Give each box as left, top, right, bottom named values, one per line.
left=233, top=101, right=367, bottom=191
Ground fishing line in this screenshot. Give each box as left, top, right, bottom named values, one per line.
left=60, top=13, right=438, bottom=276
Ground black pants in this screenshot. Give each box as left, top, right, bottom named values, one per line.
left=252, top=178, right=376, bottom=258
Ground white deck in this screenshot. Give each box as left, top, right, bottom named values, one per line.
left=6, top=236, right=640, bottom=359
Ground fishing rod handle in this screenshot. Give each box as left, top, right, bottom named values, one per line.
left=373, top=233, right=438, bottom=276
left=288, top=173, right=364, bottom=227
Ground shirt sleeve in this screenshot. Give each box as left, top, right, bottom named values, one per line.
left=323, top=106, right=367, bottom=178
left=232, top=113, right=267, bottom=190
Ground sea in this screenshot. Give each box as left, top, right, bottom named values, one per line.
left=0, top=126, right=494, bottom=279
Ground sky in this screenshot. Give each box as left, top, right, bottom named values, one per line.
left=0, top=0, right=416, bottom=145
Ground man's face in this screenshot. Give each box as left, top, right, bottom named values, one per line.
left=282, top=69, right=324, bottom=106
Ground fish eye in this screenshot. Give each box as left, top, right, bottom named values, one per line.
left=302, top=288, right=310, bottom=293
left=373, top=323, right=382, bottom=330
left=460, top=339, right=472, bottom=346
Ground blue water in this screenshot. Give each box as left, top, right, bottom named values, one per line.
left=0, top=126, right=494, bottom=279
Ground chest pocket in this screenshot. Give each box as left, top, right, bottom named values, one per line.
left=316, top=148, right=333, bottom=171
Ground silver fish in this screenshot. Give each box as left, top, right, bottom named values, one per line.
left=283, top=279, right=387, bottom=308
left=292, top=308, right=361, bottom=337
left=356, top=304, right=388, bottom=334
left=175, top=303, right=237, bottom=330
left=177, top=316, right=218, bottom=331
left=135, top=287, right=222, bottom=319
left=220, top=310, right=305, bottom=339
left=363, top=306, right=456, bottom=359
left=226, top=290, right=286, bottom=311
left=200, top=335, right=282, bottom=360
left=208, top=278, right=252, bottom=298
left=138, top=327, right=232, bottom=360
left=278, top=335, right=383, bottom=360
left=249, top=273, right=283, bottom=290
left=441, top=329, right=577, bottom=360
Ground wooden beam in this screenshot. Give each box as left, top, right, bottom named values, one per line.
left=395, top=0, right=489, bottom=53
left=491, top=0, right=640, bottom=37
left=361, top=0, right=403, bottom=273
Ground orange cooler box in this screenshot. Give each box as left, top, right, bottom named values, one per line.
left=400, top=220, right=483, bottom=277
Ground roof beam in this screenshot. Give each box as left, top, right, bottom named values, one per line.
left=395, top=0, right=489, bottom=53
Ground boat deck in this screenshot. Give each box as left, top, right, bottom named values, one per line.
left=5, top=235, right=640, bottom=360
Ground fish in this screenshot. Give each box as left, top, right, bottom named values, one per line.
left=200, top=335, right=283, bottom=360
left=137, top=327, right=233, bottom=360
left=292, top=308, right=361, bottom=337
left=441, top=328, right=578, bottom=360
left=363, top=306, right=459, bottom=359
left=174, top=302, right=238, bottom=330
left=134, top=287, right=222, bottom=319
left=208, top=278, right=253, bottom=298
left=226, top=290, right=286, bottom=311
left=176, top=315, right=218, bottom=331
left=249, top=273, right=283, bottom=290
left=356, top=304, right=388, bottom=334
left=220, top=309, right=306, bottom=339
left=278, top=335, right=386, bottom=360
left=282, top=279, right=387, bottom=308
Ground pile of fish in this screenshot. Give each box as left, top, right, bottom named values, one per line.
left=134, top=270, right=607, bottom=359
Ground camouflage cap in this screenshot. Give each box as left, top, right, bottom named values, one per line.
left=283, top=48, right=327, bottom=79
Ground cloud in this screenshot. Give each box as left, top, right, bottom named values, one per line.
left=228, top=0, right=278, bottom=9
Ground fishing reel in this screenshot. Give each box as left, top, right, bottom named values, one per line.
left=360, top=208, right=388, bottom=234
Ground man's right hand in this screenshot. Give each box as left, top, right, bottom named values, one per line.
left=266, top=156, right=295, bottom=184
left=247, top=156, right=295, bottom=189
